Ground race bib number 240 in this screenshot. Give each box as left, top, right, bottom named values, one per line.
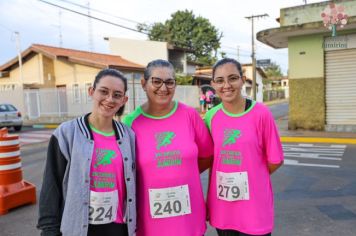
left=149, top=184, right=191, bottom=219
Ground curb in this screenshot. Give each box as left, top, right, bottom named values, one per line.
left=29, top=125, right=356, bottom=145
left=264, top=99, right=289, bottom=106
left=281, top=136, right=356, bottom=144
left=32, top=124, right=59, bottom=129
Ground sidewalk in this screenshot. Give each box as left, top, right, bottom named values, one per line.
left=276, top=115, right=356, bottom=144
left=24, top=99, right=356, bottom=144
left=263, top=99, right=356, bottom=144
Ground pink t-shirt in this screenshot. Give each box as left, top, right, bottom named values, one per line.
left=90, top=130, right=126, bottom=223
left=123, top=102, right=213, bottom=236
left=205, top=101, right=284, bottom=235
left=206, top=91, right=213, bottom=102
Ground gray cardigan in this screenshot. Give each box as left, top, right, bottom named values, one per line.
left=37, top=114, right=136, bottom=236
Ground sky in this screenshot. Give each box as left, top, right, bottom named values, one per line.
left=0, top=0, right=324, bottom=75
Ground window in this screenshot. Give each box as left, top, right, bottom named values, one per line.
left=134, top=73, right=142, bottom=80
left=72, top=84, right=80, bottom=103
left=85, top=82, right=92, bottom=103
left=125, top=72, right=142, bottom=81
left=0, top=84, right=16, bottom=91
left=0, top=104, right=16, bottom=112
left=124, top=73, right=133, bottom=80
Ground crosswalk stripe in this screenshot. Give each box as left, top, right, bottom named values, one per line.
left=20, top=133, right=52, bottom=138
left=283, top=143, right=346, bottom=169
left=283, top=144, right=346, bottom=149
left=283, top=147, right=344, bottom=154
left=284, top=159, right=340, bottom=168
left=20, top=138, right=44, bottom=143
left=330, top=145, right=347, bottom=148
left=18, top=130, right=54, bottom=146
left=284, top=153, right=342, bottom=160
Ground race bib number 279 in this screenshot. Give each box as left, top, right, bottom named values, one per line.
left=149, top=184, right=191, bottom=219
left=216, top=171, right=249, bottom=201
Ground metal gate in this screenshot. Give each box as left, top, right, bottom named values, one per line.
left=325, top=48, right=356, bottom=125
left=24, top=89, right=40, bottom=119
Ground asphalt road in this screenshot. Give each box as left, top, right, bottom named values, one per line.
left=2, top=141, right=356, bottom=236
left=205, top=143, right=356, bottom=236
left=0, top=142, right=47, bottom=236
left=2, top=102, right=356, bottom=236
left=268, top=102, right=289, bottom=120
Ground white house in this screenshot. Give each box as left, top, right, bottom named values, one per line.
left=105, top=37, right=197, bottom=75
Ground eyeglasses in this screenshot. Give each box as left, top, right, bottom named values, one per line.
left=96, top=88, right=125, bottom=101
left=212, top=75, right=241, bottom=88
left=150, top=77, right=176, bottom=89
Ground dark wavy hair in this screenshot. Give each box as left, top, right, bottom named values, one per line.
left=93, top=68, right=128, bottom=116
left=212, top=58, right=243, bottom=78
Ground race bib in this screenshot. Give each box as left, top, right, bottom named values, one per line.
left=89, top=190, right=118, bottom=224
left=216, top=171, right=249, bottom=201
left=149, top=184, right=191, bottom=219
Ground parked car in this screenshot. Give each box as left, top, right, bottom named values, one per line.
left=0, top=104, right=23, bottom=131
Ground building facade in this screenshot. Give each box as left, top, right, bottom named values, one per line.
left=105, top=37, right=197, bottom=75
left=257, top=0, right=356, bottom=131
left=0, top=44, right=144, bottom=118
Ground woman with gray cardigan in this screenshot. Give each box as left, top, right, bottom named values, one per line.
left=37, top=69, right=136, bottom=236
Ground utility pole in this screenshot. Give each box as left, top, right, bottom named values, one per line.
left=237, top=45, right=240, bottom=61
left=245, top=13, right=268, bottom=100
left=58, top=10, right=63, bottom=47
left=87, top=0, right=94, bottom=52
left=52, top=10, right=63, bottom=47
left=14, top=32, right=24, bottom=87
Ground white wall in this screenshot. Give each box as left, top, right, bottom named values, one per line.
left=242, top=65, right=263, bottom=102
left=0, top=88, right=25, bottom=115
left=107, top=37, right=167, bottom=66
left=281, top=0, right=356, bottom=27
left=2, top=85, right=200, bottom=121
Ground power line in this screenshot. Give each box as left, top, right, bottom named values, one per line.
left=220, top=50, right=250, bottom=57
left=38, top=0, right=148, bottom=35
left=221, top=45, right=250, bottom=53
left=0, top=24, right=14, bottom=33
left=56, top=0, right=142, bottom=25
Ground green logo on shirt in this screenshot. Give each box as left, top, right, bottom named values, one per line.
left=94, top=148, right=116, bottom=168
left=219, top=150, right=242, bottom=166
left=223, top=129, right=241, bottom=146
left=155, top=131, right=175, bottom=150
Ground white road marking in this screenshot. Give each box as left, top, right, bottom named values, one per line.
left=282, top=143, right=346, bottom=169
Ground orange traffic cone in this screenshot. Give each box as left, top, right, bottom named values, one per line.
left=0, top=127, right=36, bottom=215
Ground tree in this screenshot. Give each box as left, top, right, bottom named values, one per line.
left=175, top=75, right=193, bottom=85
left=264, top=62, right=283, bottom=78
left=137, top=10, right=222, bottom=65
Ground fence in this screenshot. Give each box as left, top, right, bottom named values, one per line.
left=0, top=85, right=199, bottom=123
left=263, top=87, right=289, bottom=102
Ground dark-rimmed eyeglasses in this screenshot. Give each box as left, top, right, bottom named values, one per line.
left=95, top=88, right=125, bottom=101
left=212, top=75, right=241, bottom=88
left=150, top=77, right=176, bottom=89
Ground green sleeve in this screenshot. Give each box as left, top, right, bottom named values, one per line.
left=204, top=103, right=222, bottom=132
left=122, top=107, right=142, bottom=128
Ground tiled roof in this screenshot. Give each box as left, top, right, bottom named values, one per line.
left=0, top=44, right=144, bottom=71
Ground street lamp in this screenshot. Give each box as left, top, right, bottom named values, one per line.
left=14, top=32, right=24, bottom=88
